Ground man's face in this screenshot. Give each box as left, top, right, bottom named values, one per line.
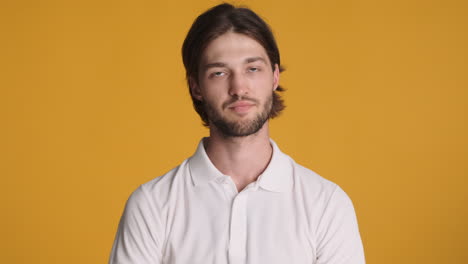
left=192, top=32, right=279, bottom=137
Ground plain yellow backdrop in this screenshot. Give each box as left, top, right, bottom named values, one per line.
left=1, top=0, right=467, bottom=263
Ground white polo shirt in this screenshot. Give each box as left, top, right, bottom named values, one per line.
left=109, top=139, right=365, bottom=264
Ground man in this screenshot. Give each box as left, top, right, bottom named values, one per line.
left=110, top=3, right=365, bottom=264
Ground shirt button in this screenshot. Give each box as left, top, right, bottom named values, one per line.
left=215, top=177, right=225, bottom=184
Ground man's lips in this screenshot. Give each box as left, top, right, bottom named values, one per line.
left=229, top=101, right=255, bottom=108
left=227, top=100, right=256, bottom=113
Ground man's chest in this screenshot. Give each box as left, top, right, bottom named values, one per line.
left=160, top=183, right=315, bottom=264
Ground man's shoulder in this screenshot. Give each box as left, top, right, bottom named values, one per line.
left=135, top=159, right=190, bottom=200
left=292, top=159, right=336, bottom=186
left=273, top=140, right=337, bottom=194
left=290, top=159, right=339, bottom=197
left=290, top=159, right=358, bottom=224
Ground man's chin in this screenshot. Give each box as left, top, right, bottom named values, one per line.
left=205, top=102, right=271, bottom=137
left=225, top=110, right=255, bottom=119
left=212, top=118, right=267, bottom=138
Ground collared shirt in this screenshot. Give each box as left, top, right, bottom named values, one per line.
left=109, top=139, right=365, bottom=264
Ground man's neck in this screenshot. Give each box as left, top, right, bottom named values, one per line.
left=204, top=123, right=272, bottom=192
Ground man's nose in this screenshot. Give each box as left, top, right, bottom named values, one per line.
left=228, top=72, right=249, bottom=98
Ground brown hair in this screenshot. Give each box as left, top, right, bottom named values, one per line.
left=182, top=3, right=285, bottom=126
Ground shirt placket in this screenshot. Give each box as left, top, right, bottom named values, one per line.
left=228, top=191, right=247, bottom=263
left=221, top=178, right=257, bottom=264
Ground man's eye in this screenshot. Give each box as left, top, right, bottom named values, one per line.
left=211, top=71, right=225, bottom=77
left=248, top=67, right=259, bottom=72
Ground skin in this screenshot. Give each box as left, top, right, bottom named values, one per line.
left=190, top=32, right=280, bottom=192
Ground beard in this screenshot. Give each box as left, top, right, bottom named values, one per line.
left=203, top=94, right=273, bottom=137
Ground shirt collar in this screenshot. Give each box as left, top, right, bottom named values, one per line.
left=188, top=138, right=293, bottom=193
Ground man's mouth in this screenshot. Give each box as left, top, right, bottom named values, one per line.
left=227, top=100, right=256, bottom=113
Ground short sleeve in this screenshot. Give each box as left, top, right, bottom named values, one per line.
left=109, top=186, right=163, bottom=264
left=315, top=186, right=366, bottom=264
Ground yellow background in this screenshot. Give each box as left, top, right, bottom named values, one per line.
left=1, top=0, right=467, bottom=263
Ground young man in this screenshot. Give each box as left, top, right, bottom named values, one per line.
left=110, top=3, right=365, bottom=264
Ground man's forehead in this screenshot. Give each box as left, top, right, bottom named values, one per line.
left=200, top=32, right=270, bottom=65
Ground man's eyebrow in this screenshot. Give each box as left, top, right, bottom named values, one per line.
left=202, top=57, right=267, bottom=70
left=202, top=62, right=226, bottom=70
left=245, top=56, right=267, bottom=64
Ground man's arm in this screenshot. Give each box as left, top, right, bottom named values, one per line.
left=315, top=186, right=366, bottom=263
left=109, top=186, right=163, bottom=264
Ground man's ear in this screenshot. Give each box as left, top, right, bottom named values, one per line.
left=273, top=64, right=280, bottom=91
left=189, top=77, right=203, bottom=101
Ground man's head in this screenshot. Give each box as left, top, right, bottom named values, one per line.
left=182, top=3, right=285, bottom=136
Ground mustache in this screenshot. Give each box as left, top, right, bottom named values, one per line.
left=222, top=96, right=259, bottom=109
